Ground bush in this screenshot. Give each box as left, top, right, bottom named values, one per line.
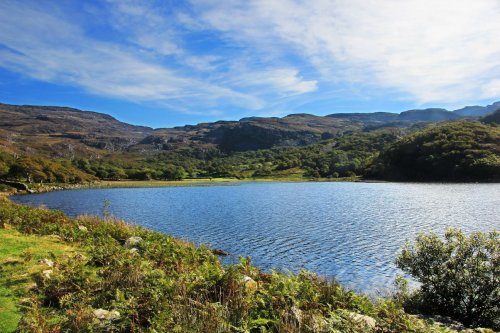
left=396, top=229, right=499, bottom=329
left=2, top=199, right=478, bottom=332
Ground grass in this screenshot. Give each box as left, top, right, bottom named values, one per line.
left=0, top=227, right=76, bottom=332
left=88, top=176, right=363, bottom=189
left=94, top=178, right=242, bottom=188
left=0, top=197, right=492, bottom=332
left=1, top=174, right=364, bottom=195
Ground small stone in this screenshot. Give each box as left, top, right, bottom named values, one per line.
left=78, top=225, right=88, bottom=232
left=349, top=312, right=377, bottom=330
left=48, top=234, right=62, bottom=240
left=211, top=248, right=230, bottom=256
left=39, top=258, right=54, bottom=267
left=128, top=247, right=139, bottom=254
left=19, top=298, right=32, bottom=305
left=291, top=305, right=303, bottom=324
left=243, top=276, right=257, bottom=291
left=308, top=313, right=328, bottom=331
left=124, top=236, right=143, bottom=248
left=1, top=257, right=21, bottom=265
left=42, top=269, right=53, bottom=279
left=74, top=253, right=87, bottom=261
left=27, top=282, right=37, bottom=290
left=93, top=309, right=120, bottom=321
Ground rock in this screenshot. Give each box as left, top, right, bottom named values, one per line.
left=42, top=269, right=53, bottom=279
left=308, top=313, right=328, bottom=332
left=349, top=312, right=377, bottom=330
left=1, top=257, right=21, bottom=265
left=291, top=305, right=303, bottom=324
left=211, top=248, right=230, bottom=256
left=39, top=258, right=54, bottom=267
left=128, top=247, right=139, bottom=254
left=471, top=329, right=496, bottom=333
left=243, top=276, right=257, bottom=291
left=78, top=225, right=88, bottom=232
left=74, top=253, right=87, bottom=261
left=26, top=282, right=37, bottom=290
left=415, top=314, right=471, bottom=332
left=93, top=309, right=120, bottom=321
left=19, top=298, right=32, bottom=305
left=2, top=223, right=13, bottom=230
left=48, top=234, right=62, bottom=240
left=124, top=236, right=143, bottom=248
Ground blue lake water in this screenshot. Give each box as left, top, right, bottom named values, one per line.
left=12, top=182, right=499, bottom=293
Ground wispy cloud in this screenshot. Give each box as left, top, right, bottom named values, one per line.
left=0, top=1, right=264, bottom=113
left=194, top=0, right=500, bottom=105
left=0, top=0, right=498, bottom=119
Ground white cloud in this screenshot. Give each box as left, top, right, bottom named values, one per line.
left=0, top=1, right=263, bottom=113
left=482, top=80, right=500, bottom=99
left=1, top=0, right=498, bottom=117
left=230, top=68, right=317, bottom=95
left=194, top=0, right=500, bottom=104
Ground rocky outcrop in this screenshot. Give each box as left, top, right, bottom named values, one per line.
left=124, top=236, right=143, bottom=248
left=349, top=312, right=377, bottom=331
left=39, top=258, right=54, bottom=267
left=93, top=309, right=120, bottom=321
left=0, top=179, right=33, bottom=193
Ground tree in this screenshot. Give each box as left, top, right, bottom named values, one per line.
left=396, top=229, right=499, bottom=329
left=162, top=164, right=186, bottom=180
left=8, top=157, right=46, bottom=183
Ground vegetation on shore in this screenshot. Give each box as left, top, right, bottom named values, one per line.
left=1, top=103, right=499, bottom=187
left=0, top=228, right=76, bottom=332
left=1, top=119, right=499, bottom=188
left=370, top=122, right=500, bottom=181
left=0, top=197, right=498, bottom=332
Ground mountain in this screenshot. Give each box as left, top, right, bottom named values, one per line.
left=326, top=112, right=398, bottom=124
left=0, top=101, right=498, bottom=157
left=0, top=103, right=153, bottom=157
left=0, top=104, right=365, bottom=155
left=482, top=108, right=500, bottom=125
left=398, top=108, right=460, bottom=122
left=453, top=101, right=500, bottom=117
left=326, top=106, right=491, bottom=125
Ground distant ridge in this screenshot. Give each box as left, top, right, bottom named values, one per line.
left=0, top=100, right=498, bottom=155
left=328, top=103, right=500, bottom=123
left=453, top=101, right=500, bottom=117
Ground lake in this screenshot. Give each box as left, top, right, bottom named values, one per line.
left=12, top=182, right=499, bottom=293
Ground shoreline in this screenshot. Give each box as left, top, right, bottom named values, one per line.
left=3, top=176, right=498, bottom=196
left=0, top=196, right=494, bottom=332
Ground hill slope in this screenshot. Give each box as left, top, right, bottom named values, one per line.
left=371, top=121, right=500, bottom=181
left=1, top=101, right=498, bottom=156
left=0, top=102, right=499, bottom=183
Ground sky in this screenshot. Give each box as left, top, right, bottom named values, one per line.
left=0, top=0, right=499, bottom=128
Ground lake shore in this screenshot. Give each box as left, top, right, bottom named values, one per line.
left=1, top=196, right=489, bottom=333
left=2, top=176, right=364, bottom=194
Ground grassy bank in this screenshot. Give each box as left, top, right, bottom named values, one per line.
left=2, top=176, right=362, bottom=194
left=0, top=197, right=493, bottom=332
left=93, top=176, right=360, bottom=188
left=0, top=228, right=77, bottom=332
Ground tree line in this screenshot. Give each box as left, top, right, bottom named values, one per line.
left=1, top=120, right=498, bottom=183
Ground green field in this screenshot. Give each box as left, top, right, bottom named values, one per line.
left=0, top=228, right=76, bottom=332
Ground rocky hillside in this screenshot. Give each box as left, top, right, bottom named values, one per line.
left=0, top=101, right=497, bottom=157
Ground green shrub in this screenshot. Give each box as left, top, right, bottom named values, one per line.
left=2, top=199, right=483, bottom=332
left=396, top=229, right=499, bottom=329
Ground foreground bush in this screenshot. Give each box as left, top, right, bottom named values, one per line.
left=396, top=229, right=499, bottom=329
left=0, top=198, right=492, bottom=332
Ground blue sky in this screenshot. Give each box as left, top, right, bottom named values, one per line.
left=1, top=0, right=499, bottom=128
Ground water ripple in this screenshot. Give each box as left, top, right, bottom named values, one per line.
left=12, top=182, right=500, bottom=293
